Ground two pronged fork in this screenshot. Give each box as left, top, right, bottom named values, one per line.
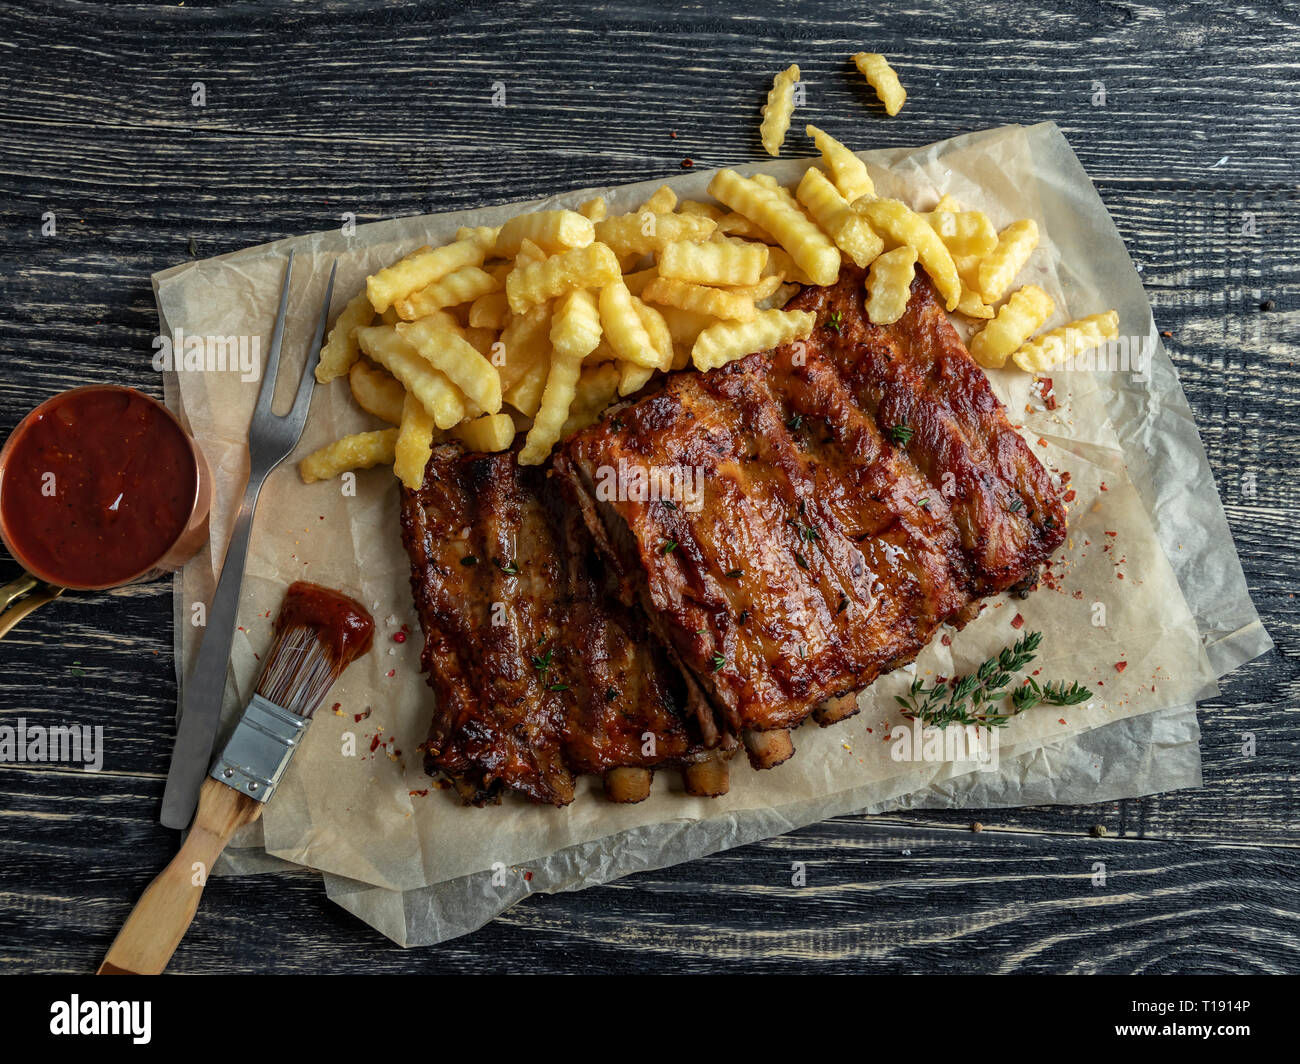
left=160, top=251, right=336, bottom=830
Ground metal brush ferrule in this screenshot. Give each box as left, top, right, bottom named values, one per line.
left=208, top=694, right=310, bottom=802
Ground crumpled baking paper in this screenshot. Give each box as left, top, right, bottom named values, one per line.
left=154, top=121, right=1270, bottom=946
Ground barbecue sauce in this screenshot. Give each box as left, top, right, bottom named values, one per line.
left=275, top=581, right=375, bottom=668
left=0, top=387, right=197, bottom=587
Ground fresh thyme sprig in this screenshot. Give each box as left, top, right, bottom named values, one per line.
left=894, top=631, right=1091, bottom=728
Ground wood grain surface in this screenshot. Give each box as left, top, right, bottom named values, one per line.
left=0, top=0, right=1296, bottom=974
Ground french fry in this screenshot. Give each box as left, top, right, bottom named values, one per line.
left=852, top=52, right=906, bottom=116
left=394, top=266, right=499, bottom=320
left=494, top=209, right=595, bottom=256
left=393, top=393, right=437, bottom=490
left=519, top=288, right=601, bottom=466
left=503, top=356, right=549, bottom=417
left=978, top=219, right=1040, bottom=304
left=657, top=304, right=718, bottom=348
left=622, top=266, right=659, bottom=296
left=677, top=200, right=725, bottom=221
left=658, top=239, right=769, bottom=286
left=560, top=363, right=622, bottom=436
left=720, top=274, right=784, bottom=304
left=692, top=308, right=817, bottom=371
left=715, top=212, right=779, bottom=244
left=594, top=211, right=717, bottom=256
left=760, top=63, right=800, bottom=156
left=643, top=276, right=757, bottom=322
left=765, top=282, right=802, bottom=310
left=316, top=289, right=376, bottom=383
left=519, top=351, right=584, bottom=465
left=505, top=241, right=622, bottom=313
left=926, top=210, right=998, bottom=258
left=578, top=197, right=607, bottom=222
left=1011, top=310, right=1119, bottom=373
left=497, top=303, right=552, bottom=392
left=298, top=429, right=398, bottom=484
left=618, top=361, right=656, bottom=396
left=599, top=280, right=662, bottom=367
left=955, top=290, right=995, bottom=319
left=762, top=245, right=816, bottom=285
left=804, top=124, right=874, bottom=202
left=355, top=325, right=467, bottom=430
left=708, top=169, right=840, bottom=286
left=550, top=288, right=604, bottom=361
left=514, top=238, right=549, bottom=269
left=348, top=358, right=406, bottom=425
left=854, top=198, right=962, bottom=310
left=795, top=166, right=883, bottom=268
left=462, top=326, right=498, bottom=358
left=468, top=290, right=509, bottom=329
left=452, top=413, right=516, bottom=452
left=632, top=295, right=674, bottom=371
left=969, top=285, right=1056, bottom=369
left=455, top=225, right=501, bottom=254
left=395, top=318, right=503, bottom=413
left=865, top=246, right=918, bottom=325
left=366, top=239, right=485, bottom=313
left=933, top=193, right=964, bottom=213
left=639, top=185, right=678, bottom=214
left=751, top=173, right=802, bottom=210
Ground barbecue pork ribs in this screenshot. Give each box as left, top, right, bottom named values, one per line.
left=554, top=267, right=1067, bottom=765
left=400, top=444, right=735, bottom=806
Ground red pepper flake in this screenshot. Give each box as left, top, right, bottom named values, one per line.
left=1099, top=481, right=1108, bottom=491
left=409, top=789, right=429, bottom=797
left=1063, top=489, right=1077, bottom=503
left=1010, top=613, right=1025, bottom=629
left=681, top=158, right=694, bottom=168
left=940, top=633, right=952, bottom=646
left=369, top=735, right=381, bottom=752
left=392, top=631, right=407, bottom=644
left=1058, top=718, right=1067, bottom=725
left=670, top=130, right=678, bottom=138
left=331, top=702, right=341, bottom=713
left=386, top=669, right=396, bottom=677
left=1038, top=377, right=1058, bottom=410
left=1117, top=572, right=1124, bottom=579
left=1115, top=661, right=1127, bottom=673
left=1161, top=330, right=1172, bottom=338
left=1037, top=438, right=1047, bottom=447
left=1060, top=471, right=1071, bottom=483
left=523, top=871, right=533, bottom=881
left=1104, top=530, right=1117, bottom=537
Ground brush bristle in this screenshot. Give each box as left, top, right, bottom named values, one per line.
left=255, top=624, right=345, bottom=717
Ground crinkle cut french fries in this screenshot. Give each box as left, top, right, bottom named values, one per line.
left=300, top=106, right=1114, bottom=485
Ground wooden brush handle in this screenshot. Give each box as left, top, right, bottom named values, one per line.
left=98, top=778, right=262, bottom=975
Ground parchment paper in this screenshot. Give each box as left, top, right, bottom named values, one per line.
left=154, top=122, right=1270, bottom=946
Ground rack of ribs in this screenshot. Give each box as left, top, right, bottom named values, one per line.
left=554, top=266, right=1067, bottom=768
left=400, top=443, right=736, bottom=806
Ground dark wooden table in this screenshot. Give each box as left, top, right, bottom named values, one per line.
left=1, top=1, right=1295, bottom=975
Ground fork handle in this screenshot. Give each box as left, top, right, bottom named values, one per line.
left=160, top=474, right=266, bottom=829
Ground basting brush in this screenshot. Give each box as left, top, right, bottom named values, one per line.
left=98, top=581, right=374, bottom=975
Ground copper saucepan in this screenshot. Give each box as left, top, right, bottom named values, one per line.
left=0, top=385, right=211, bottom=638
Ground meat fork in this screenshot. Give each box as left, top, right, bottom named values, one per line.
left=160, top=250, right=337, bottom=829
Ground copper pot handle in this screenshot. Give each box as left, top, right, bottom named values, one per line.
left=0, top=572, right=64, bottom=640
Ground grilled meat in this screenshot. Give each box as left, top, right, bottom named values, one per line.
left=400, top=443, right=733, bottom=806
left=555, top=267, right=1067, bottom=742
